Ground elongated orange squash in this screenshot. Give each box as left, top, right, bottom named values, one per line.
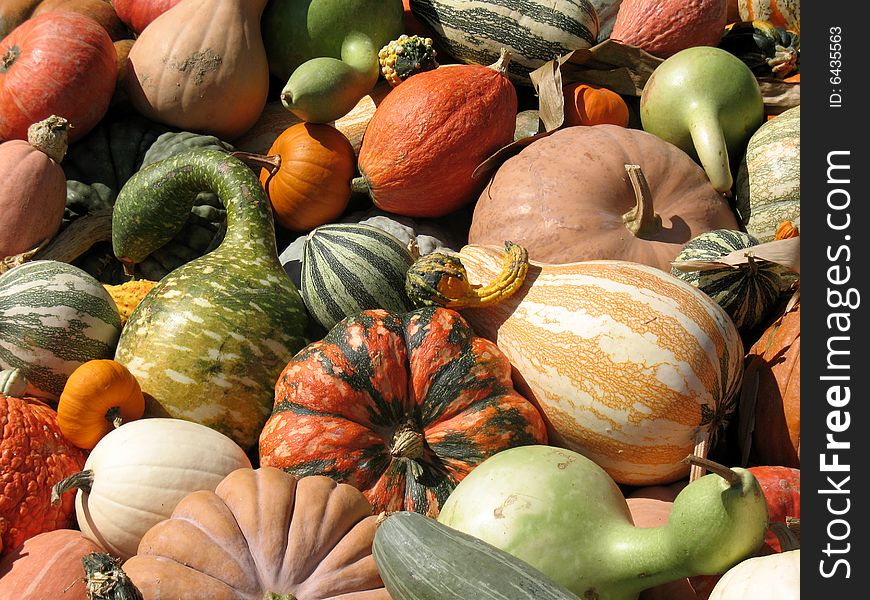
left=458, top=245, right=744, bottom=485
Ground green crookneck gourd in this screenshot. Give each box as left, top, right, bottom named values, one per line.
left=437, top=445, right=769, bottom=600
left=111, top=149, right=309, bottom=451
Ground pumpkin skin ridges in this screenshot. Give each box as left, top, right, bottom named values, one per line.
left=259, top=307, right=548, bottom=516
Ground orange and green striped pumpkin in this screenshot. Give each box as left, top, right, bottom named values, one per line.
left=258, top=306, right=548, bottom=517
left=457, top=245, right=744, bottom=486
left=737, top=0, right=799, bottom=33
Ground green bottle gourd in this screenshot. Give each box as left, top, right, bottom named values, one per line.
left=111, top=149, right=309, bottom=451
left=437, top=445, right=769, bottom=600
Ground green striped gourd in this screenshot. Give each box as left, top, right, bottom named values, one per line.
left=0, top=261, right=121, bottom=401
left=671, top=230, right=783, bottom=335
left=373, top=511, right=581, bottom=600
left=457, top=245, right=744, bottom=486
left=111, top=149, right=308, bottom=451
left=301, top=223, right=415, bottom=331
left=735, top=105, right=800, bottom=243
left=408, top=0, right=599, bottom=84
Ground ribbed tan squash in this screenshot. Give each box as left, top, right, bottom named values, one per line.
left=458, top=245, right=744, bottom=485
left=124, top=0, right=269, bottom=140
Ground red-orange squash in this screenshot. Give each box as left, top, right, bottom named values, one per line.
left=30, top=0, right=129, bottom=40
left=0, top=12, right=117, bottom=143
left=259, top=307, right=548, bottom=516
left=259, top=122, right=357, bottom=232
left=0, top=116, right=68, bottom=258
left=123, top=467, right=390, bottom=599
left=354, top=53, right=517, bottom=217
left=611, top=0, right=728, bottom=58
left=469, top=125, right=740, bottom=270
left=563, top=82, right=630, bottom=127
left=111, top=0, right=181, bottom=34
left=0, top=392, right=86, bottom=555
left=745, top=299, right=800, bottom=468
left=0, top=529, right=104, bottom=597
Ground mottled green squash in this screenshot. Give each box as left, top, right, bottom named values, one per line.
left=112, top=149, right=309, bottom=451
left=735, top=105, right=800, bottom=242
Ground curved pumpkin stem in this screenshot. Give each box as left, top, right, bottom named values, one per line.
left=105, top=405, right=124, bottom=429
left=28, top=115, right=71, bottom=163
left=405, top=242, right=529, bottom=309
left=682, top=454, right=742, bottom=487
left=231, top=151, right=282, bottom=191
left=622, top=164, right=663, bottom=238
left=51, top=469, right=94, bottom=506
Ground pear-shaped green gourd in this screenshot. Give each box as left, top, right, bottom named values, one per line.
left=111, top=149, right=309, bottom=451
left=640, top=46, right=764, bottom=194
left=263, top=0, right=405, bottom=123
left=437, top=445, right=769, bottom=600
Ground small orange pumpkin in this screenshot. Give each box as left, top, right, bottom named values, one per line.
left=563, top=83, right=630, bottom=127
left=56, top=359, right=145, bottom=450
left=259, top=122, right=357, bottom=232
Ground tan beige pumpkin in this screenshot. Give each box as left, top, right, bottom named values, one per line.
left=458, top=245, right=744, bottom=485
left=124, top=0, right=269, bottom=140
left=124, top=467, right=389, bottom=599
left=0, top=116, right=68, bottom=258
left=468, top=125, right=739, bottom=270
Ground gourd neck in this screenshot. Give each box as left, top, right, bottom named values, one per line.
left=687, top=109, right=733, bottom=194
left=113, top=150, right=279, bottom=268
left=622, top=164, right=662, bottom=238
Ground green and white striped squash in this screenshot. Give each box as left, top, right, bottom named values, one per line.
left=671, top=230, right=783, bottom=335
left=735, top=105, right=800, bottom=243
left=112, top=149, right=309, bottom=452
left=0, top=260, right=121, bottom=401
left=373, top=511, right=581, bottom=600
left=408, top=0, right=599, bottom=85
left=301, top=223, right=415, bottom=331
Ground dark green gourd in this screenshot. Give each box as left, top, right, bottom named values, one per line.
left=112, top=149, right=309, bottom=451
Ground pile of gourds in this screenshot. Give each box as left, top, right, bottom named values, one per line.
left=1, top=0, right=800, bottom=598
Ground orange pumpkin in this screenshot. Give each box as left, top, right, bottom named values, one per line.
left=563, top=83, right=630, bottom=127
left=259, top=122, right=357, bottom=232
left=0, top=529, right=104, bottom=596
left=745, top=299, right=800, bottom=467
left=56, top=359, right=145, bottom=450
left=0, top=381, right=86, bottom=555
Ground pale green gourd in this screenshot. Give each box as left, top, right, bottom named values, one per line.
left=438, top=445, right=769, bottom=600
left=640, top=46, right=764, bottom=194
left=111, top=149, right=309, bottom=451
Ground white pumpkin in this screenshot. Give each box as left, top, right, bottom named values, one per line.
left=458, top=245, right=744, bottom=485
left=54, top=418, right=251, bottom=560
left=709, top=550, right=800, bottom=599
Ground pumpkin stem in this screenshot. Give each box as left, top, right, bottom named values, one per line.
left=622, top=164, right=662, bottom=238
left=231, top=151, right=282, bottom=190
left=82, top=552, right=144, bottom=600
left=1, top=45, right=19, bottom=73
left=390, top=420, right=425, bottom=461
left=105, top=405, right=124, bottom=429
left=488, top=48, right=513, bottom=76
left=27, top=115, right=71, bottom=163
left=51, top=469, right=95, bottom=506
left=681, top=455, right=742, bottom=487
left=350, top=176, right=370, bottom=195
left=405, top=242, right=528, bottom=309
left=262, top=594, right=297, bottom=600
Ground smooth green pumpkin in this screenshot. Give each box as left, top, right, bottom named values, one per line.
left=640, top=46, right=764, bottom=193
left=262, top=0, right=404, bottom=123
left=111, top=149, right=308, bottom=451
left=437, top=446, right=769, bottom=600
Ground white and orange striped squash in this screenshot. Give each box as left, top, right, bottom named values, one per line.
left=458, top=245, right=744, bottom=485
